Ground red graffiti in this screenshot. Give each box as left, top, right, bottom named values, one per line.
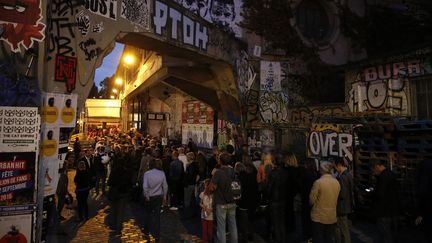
left=54, top=55, right=77, bottom=92
left=0, top=0, right=46, bottom=52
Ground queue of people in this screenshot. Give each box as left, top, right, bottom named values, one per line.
left=57, top=130, right=431, bottom=243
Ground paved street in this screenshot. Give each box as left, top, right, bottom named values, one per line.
left=44, top=170, right=425, bottom=243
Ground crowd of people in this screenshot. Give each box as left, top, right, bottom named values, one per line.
left=56, top=130, right=432, bottom=243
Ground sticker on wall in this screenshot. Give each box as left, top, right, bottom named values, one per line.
left=121, top=0, right=151, bottom=30
left=0, top=0, right=46, bottom=52
left=0, top=107, right=40, bottom=153
left=54, top=55, right=78, bottom=93
left=42, top=93, right=78, bottom=127
left=41, top=127, right=58, bottom=158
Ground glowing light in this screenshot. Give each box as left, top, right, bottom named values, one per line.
left=115, top=78, right=123, bottom=85
left=110, top=95, right=115, bottom=99
left=123, top=55, right=135, bottom=65
left=112, top=88, right=118, bottom=94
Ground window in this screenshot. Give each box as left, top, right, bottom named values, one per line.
left=414, top=78, right=432, bottom=119
left=296, top=0, right=331, bottom=43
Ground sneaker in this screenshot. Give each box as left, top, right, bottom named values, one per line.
left=169, top=207, right=178, bottom=211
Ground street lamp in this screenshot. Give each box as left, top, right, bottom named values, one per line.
left=123, top=54, right=135, bottom=66
left=112, top=88, right=118, bottom=94
left=115, top=77, right=123, bottom=85
left=110, top=95, right=115, bottom=99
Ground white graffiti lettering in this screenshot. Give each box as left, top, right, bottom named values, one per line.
left=309, top=131, right=353, bottom=161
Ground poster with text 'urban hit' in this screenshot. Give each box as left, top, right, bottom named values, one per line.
left=0, top=152, right=36, bottom=210
left=0, top=107, right=40, bottom=153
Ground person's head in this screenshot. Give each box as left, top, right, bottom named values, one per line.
left=319, top=161, right=334, bottom=175
left=75, top=137, right=79, bottom=142
left=226, top=144, right=235, bottom=155
left=253, top=151, right=261, bottom=161
left=65, top=99, right=72, bottom=108
left=186, top=152, right=195, bottom=162
left=172, top=150, right=179, bottom=160
left=334, top=157, right=348, bottom=173
left=305, top=158, right=317, bottom=171
left=219, top=152, right=231, bottom=166
left=149, top=158, right=159, bottom=170
left=262, top=152, right=273, bottom=165
left=84, top=149, right=91, bottom=157
left=285, top=153, right=298, bottom=168
left=370, top=160, right=386, bottom=175
left=48, top=97, right=55, bottom=107
left=178, top=147, right=185, bottom=154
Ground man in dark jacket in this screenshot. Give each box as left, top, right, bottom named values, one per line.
left=335, top=157, right=353, bottom=243
left=169, top=151, right=184, bottom=210
left=371, top=160, right=399, bottom=243
left=267, top=158, right=289, bottom=243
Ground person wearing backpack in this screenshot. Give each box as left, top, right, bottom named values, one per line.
left=210, top=152, right=238, bottom=243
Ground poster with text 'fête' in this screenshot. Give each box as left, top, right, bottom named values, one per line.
left=0, top=152, right=36, bottom=213
left=0, top=107, right=40, bottom=153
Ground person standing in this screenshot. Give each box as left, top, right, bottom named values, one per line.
left=143, top=158, right=168, bottom=241
left=200, top=179, right=214, bottom=243
left=178, top=147, right=188, bottom=172
left=74, top=161, right=91, bottom=221
left=107, top=154, right=131, bottom=234
left=267, top=157, right=289, bottom=243
left=56, top=166, right=69, bottom=221
left=370, top=160, right=399, bottom=243
left=183, top=152, right=199, bottom=216
left=73, top=137, right=81, bottom=168
left=310, top=161, right=340, bottom=243
left=137, top=147, right=153, bottom=186
left=300, top=158, right=319, bottom=242
left=210, top=152, right=238, bottom=243
left=334, top=158, right=353, bottom=243
left=169, top=151, right=184, bottom=210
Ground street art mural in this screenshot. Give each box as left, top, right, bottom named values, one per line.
left=290, top=105, right=348, bottom=127
left=173, top=0, right=242, bottom=37
left=259, top=91, right=289, bottom=124
left=236, top=50, right=256, bottom=96
left=121, top=0, right=151, bottom=30
left=308, top=123, right=354, bottom=163
left=153, top=0, right=209, bottom=51
left=348, top=58, right=432, bottom=115
left=0, top=0, right=46, bottom=53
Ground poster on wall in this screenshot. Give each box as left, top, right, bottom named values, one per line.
left=40, top=127, right=60, bottom=197
left=0, top=152, right=37, bottom=211
left=182, top=124, right=213, bottom=149
left=0, top=107, right=40, bottom=153
left=260, top=129, right=275, bottom=147
left=260, top=61, right=282, bottom=91
left=307, top=123, right=354, bottom=165
left=0, top=214, right=32, bottom=242
left=42, top=93, right=78, bottom=127
left=182, top=101, right=214, bottom=124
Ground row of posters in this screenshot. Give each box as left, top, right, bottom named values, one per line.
left=0, top=107, right=40, bottom=242
left=41, top=93, right=78, bottom=197
left=181, top=101, right=214, bottom=125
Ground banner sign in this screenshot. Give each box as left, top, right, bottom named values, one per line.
left=0, top=152, right=37, bottom=211
left=0, top=107, right=40, bottom=152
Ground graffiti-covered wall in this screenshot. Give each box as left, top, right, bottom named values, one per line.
left=347, top=55, right=432, bottom=116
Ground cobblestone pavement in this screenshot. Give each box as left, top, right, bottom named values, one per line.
left=45, top=170, right=425, bottom=243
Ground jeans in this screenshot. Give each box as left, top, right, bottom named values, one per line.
left=145, top=195, right=163, bottom=240
left=335, top=215, right=351, bottom=243
left=184, top=185, right=195, bottom=208
left=111, top=197, right=127, bottom=233
left=270, top=202, right=287, bottom=243
left=312, top=221, right=336, bottom=243
left=76, top=189, right=89, bottom=220
left=377, top=217, right=396, bottom=243
left=215, top=203, right=238, bottom=243
left=95, top=170, right=107, bottom=194
left=237, top=207, right=255, bottom=241
left=202, top=219, right=214, bottom=243
left=170, top=179, right=183, bottom=207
